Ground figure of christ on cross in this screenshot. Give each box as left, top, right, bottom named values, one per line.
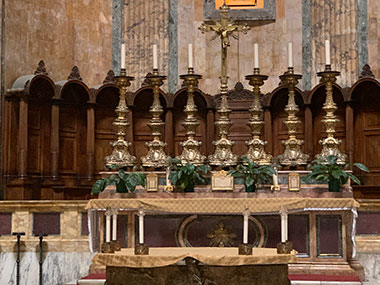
left=199, top=2, right=250, bottom=93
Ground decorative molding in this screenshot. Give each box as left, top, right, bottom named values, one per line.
left=68, top=66, right=82, bottom=81
left=215, top=82, right=253, bottom=101
left=204, top=0, right=276, bottom=21
left=103, top=70, right=116, bottom=84
left=141, top=73, right=153, bottom=87
left=359, top=64, right=375, bottom=79
left=34, top=60, right=48, bottom=76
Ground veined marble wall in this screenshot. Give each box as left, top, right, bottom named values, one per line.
left=368, top=0, right=380, bottom=78
left=123, top=0, right=169, bottom=91
left=3, top=0, right=113, bottom=90
left=309, top=0, right=358, bottom=88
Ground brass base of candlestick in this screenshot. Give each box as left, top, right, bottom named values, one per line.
left=278, top=138, right=309, bottom=167
left=134, top=243, right=149, bottom=255
left=238, top=243, right=253, bottom=255
left=271, top=185, right=281, bottom=191
left=245, top=138, right=272, bottom=165
left=277, top=240, right=293, bottom=254
left=105, top=139, right=137, bottom=169
left=141, top=140, right=170, bottom=168
left=208, top=137, right=238, bottom=167
left=178, top=139, right=206, bottom=165
left=316, top=137, right=348, bottom=165
left=102, top=242, right=114, bottom=253
left=110, top=240, right=121, bottom=251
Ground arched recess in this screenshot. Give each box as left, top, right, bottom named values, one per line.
left=59, top=81, right=89, bottom=178
left=94, top=85, right=119, bottom=174
left=172, top=88, right=208, bottom=157
left=350, top=78, right=380, bottom=185
left=310, top=84, right=346, bottom=160
left=27, top=75, right=55, bottom=176
left=269, top=86, right=305, bottom=157
left=131, top=87, right=168, bottom=163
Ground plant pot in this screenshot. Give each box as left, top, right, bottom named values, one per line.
left=328, top=179, right=341, bottom=192
left=245, top=184, right=256, bottom=192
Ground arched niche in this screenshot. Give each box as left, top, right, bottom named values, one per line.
left=94, top=84, right=119, bottom=173
left=58, top=81, right=90, bottom=178
left=269, top=86, right=305, bottom=157
left=310, top=84, right=346, bottom=160
left=131, top=87, right=168, bottom=163
left=172, top=88, right=208, bottom=157
left=27, top=75, right=55, bottom=176
left=350, top=78, right=380, bottom=185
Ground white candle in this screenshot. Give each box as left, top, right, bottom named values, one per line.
left=254, top=43, right=259, bottom=69
left=273, top=173, right=278, bottom=186
left=112, top=214, right=117, bottom=241
left=243, top=212, right=249, bottom=244
left=288, top=42, right=293, bottom=68
left=121, top=43, right=126, bottom=69
left=106, top=214, right=111, bottom=243
left=281, top=211, right=288, bottom=243
left=188, top=43, right=193, bottom=69
left=139, top=210, right=144, bottom=244
left=153, top=44, right=158, bottom=70
left=325, top=39, right=331, bottom=65
left=166, top=167, right=171, bottom=186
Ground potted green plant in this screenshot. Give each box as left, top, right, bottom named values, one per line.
left=228, top=156, right=276, bottom=192
left=168, top=158, right=210, bottom=192
left=305, top=155, right=369, bottom=192
left=91, top=169, right=146, bottom=194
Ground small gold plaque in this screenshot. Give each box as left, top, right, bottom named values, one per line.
left=288, top=172, right=300, bottom=191
left=146, top=173, right=158, bottom=192
left=211, top=171, right=234, bottom=191
left=216, top=0, right=264, bottom=9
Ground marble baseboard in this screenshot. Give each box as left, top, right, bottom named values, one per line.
left=356, top=253, right=380, bottom=284
left=0, top=252, right=94, bottom=285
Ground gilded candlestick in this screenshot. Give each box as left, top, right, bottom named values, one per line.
left=177, top=68, right=206, bottom=165
left=277, top=68, right=309, bottom=167
left=105, top=68, right=137, bottom=169
left=315, top=65, right=347, bottom=164
left=245, top=68, right=272, bottom=164
left=141, top=69, right=170, bottom=168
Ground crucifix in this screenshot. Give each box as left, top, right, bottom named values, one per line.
left=199, top=2, right=250, bottom=166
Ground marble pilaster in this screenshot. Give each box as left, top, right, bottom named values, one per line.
left=112, top=0, right=124, bottom=74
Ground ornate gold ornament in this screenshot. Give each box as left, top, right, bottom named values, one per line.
left=200, top=3, right=250, bottom=167
left=207, top=223, right=236, bottom=247
left=245, top=68, right=272, bottom=164
left=176, top=68, right=207, bottom=165
left=277, top=68, right=309, bottom=166
left=141, top=70, right=171, bottom=168
left=105, top=69, right=137, bottom=168
left=315, top=65, right=347, bottom=165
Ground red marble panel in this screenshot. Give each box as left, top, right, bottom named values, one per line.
left=357, top=212, right=380, bottom=234
left=33, top=212, right=60, bottom=236
left=289, top=215, right=309, bottom=255
left=0, top=212, right=12, bottom=235
left=81, top=212, right=89, bottom=236
left=317, top=215, right=342, bottom=256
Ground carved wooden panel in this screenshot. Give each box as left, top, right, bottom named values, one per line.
left=229, top=104, right=252, bottom=156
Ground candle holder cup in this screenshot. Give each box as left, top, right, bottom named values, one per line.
left=135, top=243, right=149, bottom=255
left=238, top=243, right=253, bottom=255
left=102, top=242, right=114, bottom=254
left=277, top=240, right=293, bottom=254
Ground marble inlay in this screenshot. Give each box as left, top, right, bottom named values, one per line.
left=357, top=0, right=368, bottom=74
left=112, top=0, right=124, bottom=74
left=357, top=253, right=380, bottom=284
left=302, top=0, right=312, bottom=90
left=168, top=0, right=179, bottom=94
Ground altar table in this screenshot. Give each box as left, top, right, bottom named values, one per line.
left=92, top=247, right=297, bottom=285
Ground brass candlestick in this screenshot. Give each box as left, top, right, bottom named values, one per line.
left=141, top=70, right=170, bottom=168
left=278, top=68, right=309, bottom=166
left=315, top=65, right=347, bottom=164
left=245, top=68, right=272, bottom=164
left=177, top=68, right=206, bottom=165
left=105, top=69, right=137, bottom=169
left=200, top=2, right=249, bottom=167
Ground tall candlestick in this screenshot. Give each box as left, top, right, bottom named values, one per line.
left=243, top=210, right=249, bottom=244
left=166, top=167, right=171, bottom=186
left=121, top=43, right=126, bottom=69
left=280, top=208, right=288, bottom=243
left=188, top=44, right=193, bottom=69
left=325, top=39, right=331, bottom=65
left=138, top=209, right=144, bottom=244
left=254, top=43, right=259, bottom=69
left=106, top=214, right=111, bottom=243
left=273, top=173, right=278, bottom=186
left=288, top=42, right=293, bottom=68
left=112, top=213, right=117, bottom=241
left=153, top=44, right=158, bottom=70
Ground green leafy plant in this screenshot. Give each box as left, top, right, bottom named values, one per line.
left=91, top=169, right=146, bottom=194
left=168, top=158, right=210, bottom=192
left=228, top=156, right=276, bottom=192
left=305, top=155, right=369, bottom=192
